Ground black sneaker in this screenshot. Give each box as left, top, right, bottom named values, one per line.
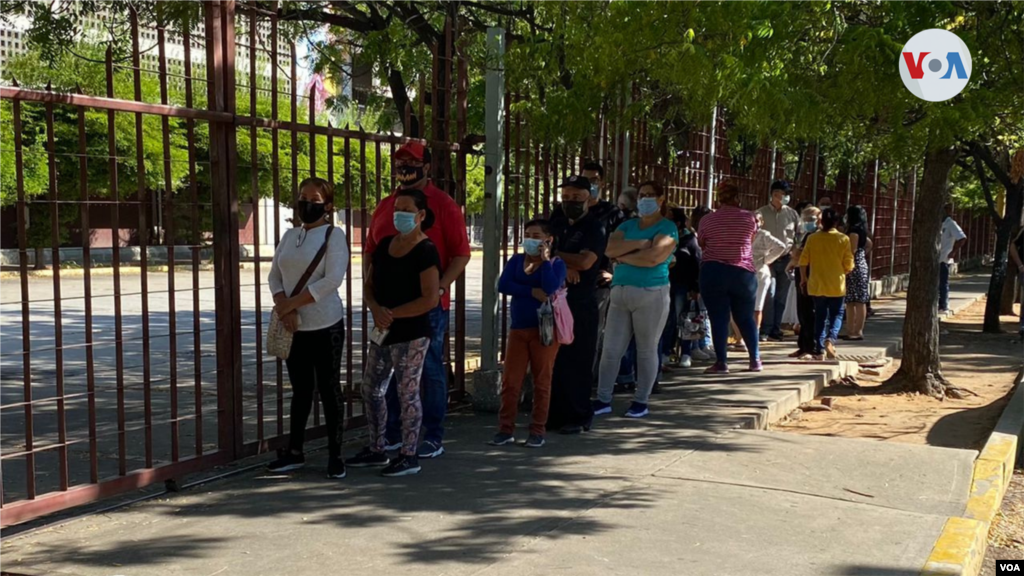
left=267, top=451, right=305, bottom=472
left=417, top=440, right=445, bottom=459
left=524, top=434, right=545, bottom=448
left=381, top=455, right=421, bottom=477
left=559, top=425, right=585, bottom=435
left=327, top=457, right=347, bottom=479
left=488, top=432, right=516, bottom=446
left=345, top=447, right=390, bottom=468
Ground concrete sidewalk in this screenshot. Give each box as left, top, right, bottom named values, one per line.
left=0, top=275, right=992, bottom=576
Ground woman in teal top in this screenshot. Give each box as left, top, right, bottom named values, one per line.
left=593, top=181, right=679, bottom=419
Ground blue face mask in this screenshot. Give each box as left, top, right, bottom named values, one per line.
left=637, top=197, right=660, bottom=217
left=523, top=238, right=544, bottom=256
left=394, top=211, right=418, bottom=234
left=803, top=221, right=818, bottom=233
left=589, top=184, right=600, bottom=199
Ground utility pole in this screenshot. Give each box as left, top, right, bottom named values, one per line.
left=479, top=27, right=505, bottom=373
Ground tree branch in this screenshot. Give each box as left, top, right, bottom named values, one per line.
left=970, top=141, right=1015, bottom=190
left=970, top=153, right=1003, bottom=223
left=387, top=1, right=441, bottom=45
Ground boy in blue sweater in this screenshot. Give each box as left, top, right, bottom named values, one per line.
left=490, top=219, right=567, bottom=448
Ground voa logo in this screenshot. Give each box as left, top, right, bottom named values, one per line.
left=899, top=28, right=972, bottom=102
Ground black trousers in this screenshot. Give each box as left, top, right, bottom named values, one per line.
left=796, top=291, right=816, bottom=355
left=548, top=297, right=599, bottom=430
left=284, top=318, right=346, bottom=458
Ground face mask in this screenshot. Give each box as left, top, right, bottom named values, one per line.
left=637, top=197, right=660, bottom=217
left=782, top=195, right=791, bottom=206
left=396, top=165, right=425, bottom=185
left=589, top=184, right=600, bottom=199
left=523, top=238, right=544, bottom=256
left=803, top=221, right=818, bottom=233
left=819, top=204, right=832, bottom=211
left=393, top=211, right=418, bottom=234
left=296, top=200, right=327, bottom=224
left=563, top=201, right=586, bottom=220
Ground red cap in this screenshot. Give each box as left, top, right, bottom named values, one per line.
left=395, top=142, right=427, bottom=161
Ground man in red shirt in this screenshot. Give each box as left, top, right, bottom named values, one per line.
left=364, top=142, right=471, bottom=459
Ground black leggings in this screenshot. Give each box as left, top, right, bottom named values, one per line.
left=285, top=318, right=346, bottom=458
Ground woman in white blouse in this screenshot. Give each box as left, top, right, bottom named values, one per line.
left=266, top=177, right=350, bottom=479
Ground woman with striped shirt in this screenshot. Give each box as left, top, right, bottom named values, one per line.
left=697, top=182, right=761, bottom=374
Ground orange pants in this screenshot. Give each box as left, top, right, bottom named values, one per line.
left=499, top=328, right=561, bottom=436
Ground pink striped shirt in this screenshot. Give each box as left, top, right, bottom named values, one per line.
left=698, top=205, right=758, bottom=273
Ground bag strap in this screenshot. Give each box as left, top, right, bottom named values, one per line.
left=290, top=226, right=335, bottom=297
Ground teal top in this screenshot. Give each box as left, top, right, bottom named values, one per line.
left=611, top=217, right=679, bottom=288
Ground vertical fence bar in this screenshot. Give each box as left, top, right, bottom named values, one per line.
left=105, top=47, right=127, bottom=476
left=249, top=11, right=264, bottom=444
left=344, top=135, right=354, bottom=412
left=13, top=94, right=35, bottom=499
left=130, top=8, right=154, bottom=468
left=44, top=95, right=69, bottom=491
left=77, top=101, right=99, bottom=483
left=359, top=136, right=369, bottom=368
left=158, top=24, right=181, bottom=462
left=183, top=28, right=204, bottom=457
left=270, top=8, right=284, bottom=438
left=308, top=86, right=321, bottom=428
left=455, top=27, right=468, bottom=393
left=500, top=90, right=510, bottom=360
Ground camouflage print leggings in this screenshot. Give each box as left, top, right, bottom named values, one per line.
left=362, top=337, right=429, bottom=456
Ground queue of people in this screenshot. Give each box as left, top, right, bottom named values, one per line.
left=266, top=146, right=895, bottom=479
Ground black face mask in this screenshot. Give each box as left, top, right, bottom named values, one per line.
left=563, top=201, right=587, bottom=220
left=396, top=165, right=425, bottom=185
left=296, top=200, right=327, bottom=224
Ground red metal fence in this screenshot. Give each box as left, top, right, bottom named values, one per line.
left=0, top=1, right=469, bottom=526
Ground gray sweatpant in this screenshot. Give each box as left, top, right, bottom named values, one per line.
left=596, top=285, right=671, bottom=405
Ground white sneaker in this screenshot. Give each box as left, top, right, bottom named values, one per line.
left=679, top=355, right=692, bottom=368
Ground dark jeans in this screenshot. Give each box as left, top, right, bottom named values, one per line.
left=284, top=319, right=346, bottom=458
left=763, top=255, right=792, bottom=337
left=700, top=261, right=760, bottom=365
left=813, top=296, right=845, bottom=355
left=939, top=263, right=951, bottom=311
left=796, top=290, right=816, bottom=355
left=592, top=286, right=612, bottom=379
left=385, top=306, right=449, bottom=445
left=548, top=297, right=598, bottom=430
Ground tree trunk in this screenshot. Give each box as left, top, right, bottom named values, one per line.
left=983, top=181, right=1023, bottom=331
left=33, top=246, right=46, bottom=270
left=883, top=146, right=968, bottom=399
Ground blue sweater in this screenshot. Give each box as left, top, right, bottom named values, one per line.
left=498, top=254, right=567, bottom=330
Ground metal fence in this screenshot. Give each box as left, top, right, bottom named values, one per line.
left=0, top=1, right=470, bottom=526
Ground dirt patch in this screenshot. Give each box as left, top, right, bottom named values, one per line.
left=773, top=298, right=1022, bottom=452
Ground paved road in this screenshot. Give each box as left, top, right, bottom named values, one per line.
left=0, top=258, right=485, bottom=500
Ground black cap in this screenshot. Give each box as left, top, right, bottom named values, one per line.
left=558, top=175, right=591, bottom=191
left=770, top=180, right=791, bottom=193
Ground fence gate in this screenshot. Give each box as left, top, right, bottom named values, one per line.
left=0, top=1, right=469, bottom=527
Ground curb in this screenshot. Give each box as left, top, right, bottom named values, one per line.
left=920, top=367, right=1024, bottom=576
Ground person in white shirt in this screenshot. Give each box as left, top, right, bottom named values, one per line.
left=266, top=177, right=350, bottom=478
left=939, top=203, right=968, bottom=313
left=756, top=180, right=801, bottom=341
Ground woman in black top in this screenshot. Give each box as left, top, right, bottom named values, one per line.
left=347, top=189, right=440, bottom=477
left=843, top=205, right=873, bottom=340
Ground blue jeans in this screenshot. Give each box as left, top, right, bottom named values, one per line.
left=939, top=263, right=951, bottom=311
left=763, top=255, right=792, bottom=337
left=700, top=261, right=760, bottom=365
left=1018, top=272, right=1024, bottom=331
left=385, top=305, right=449, bottom=445
left=813, top=296, right=845, bottom=354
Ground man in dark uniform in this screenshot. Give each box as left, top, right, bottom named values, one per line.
left=547, top=175, right=610, bottom=435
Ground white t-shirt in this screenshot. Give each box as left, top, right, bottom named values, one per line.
left=939, top=217, right=967, bottom=265
left=268, top=224, right=350, bottom=331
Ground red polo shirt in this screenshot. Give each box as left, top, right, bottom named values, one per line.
left=365, top=181, right=471, bottom=310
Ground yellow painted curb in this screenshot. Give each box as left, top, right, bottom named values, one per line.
left=920, top=371, right=1022, bottom=576
left=921, top=517, right=989, bottom=576
left=964, top=458, right=1005, bottom=524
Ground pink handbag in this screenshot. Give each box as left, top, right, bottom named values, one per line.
left=550, top=286, right=574, bottom=345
